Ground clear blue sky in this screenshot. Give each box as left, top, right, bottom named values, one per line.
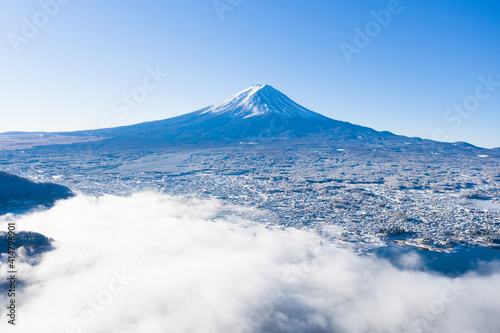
left=1, top=0, right=499, bottom=147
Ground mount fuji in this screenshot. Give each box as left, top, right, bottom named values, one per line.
left=64, top=84, right=390, bottom=146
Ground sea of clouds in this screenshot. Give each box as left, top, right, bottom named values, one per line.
left=1, top=192, right=500, bottom=333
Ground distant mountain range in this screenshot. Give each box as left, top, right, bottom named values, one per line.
left=0, top=84, right=399, bottom=149
left=0, top=84, right=495, bottom=150
left=68, top=84, right=396, bottom=146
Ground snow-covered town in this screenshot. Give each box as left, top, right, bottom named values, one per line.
left=2, top=137, right=499, bottom=253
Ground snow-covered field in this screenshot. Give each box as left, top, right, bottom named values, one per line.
left=1, top=136, right=499, bottom=252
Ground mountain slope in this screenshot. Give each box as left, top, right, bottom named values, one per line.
left=200, top=84, right=326, bottom=119
left=68, top=84, right=391, bottom=146
left=0, top=172, right=74, bottom=215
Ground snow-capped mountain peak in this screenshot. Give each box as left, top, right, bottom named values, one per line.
left=55, top=83, right=381, bottom=144
left=202, top=84, right=323, bottom=119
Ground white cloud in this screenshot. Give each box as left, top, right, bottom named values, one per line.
left=1, top=192, right=499, bottom=333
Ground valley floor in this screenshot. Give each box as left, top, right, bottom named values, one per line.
left=1, top=137, right=499, bottom=252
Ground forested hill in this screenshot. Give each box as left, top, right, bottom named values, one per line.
left=0, top=171, right=73, bottom=215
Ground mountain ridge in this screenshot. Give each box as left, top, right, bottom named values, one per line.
left=0, top=85, right=495, bottom=150
left=200, top=84, right=326, bottom=120
left=58, top=84, right=391, bottom=146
